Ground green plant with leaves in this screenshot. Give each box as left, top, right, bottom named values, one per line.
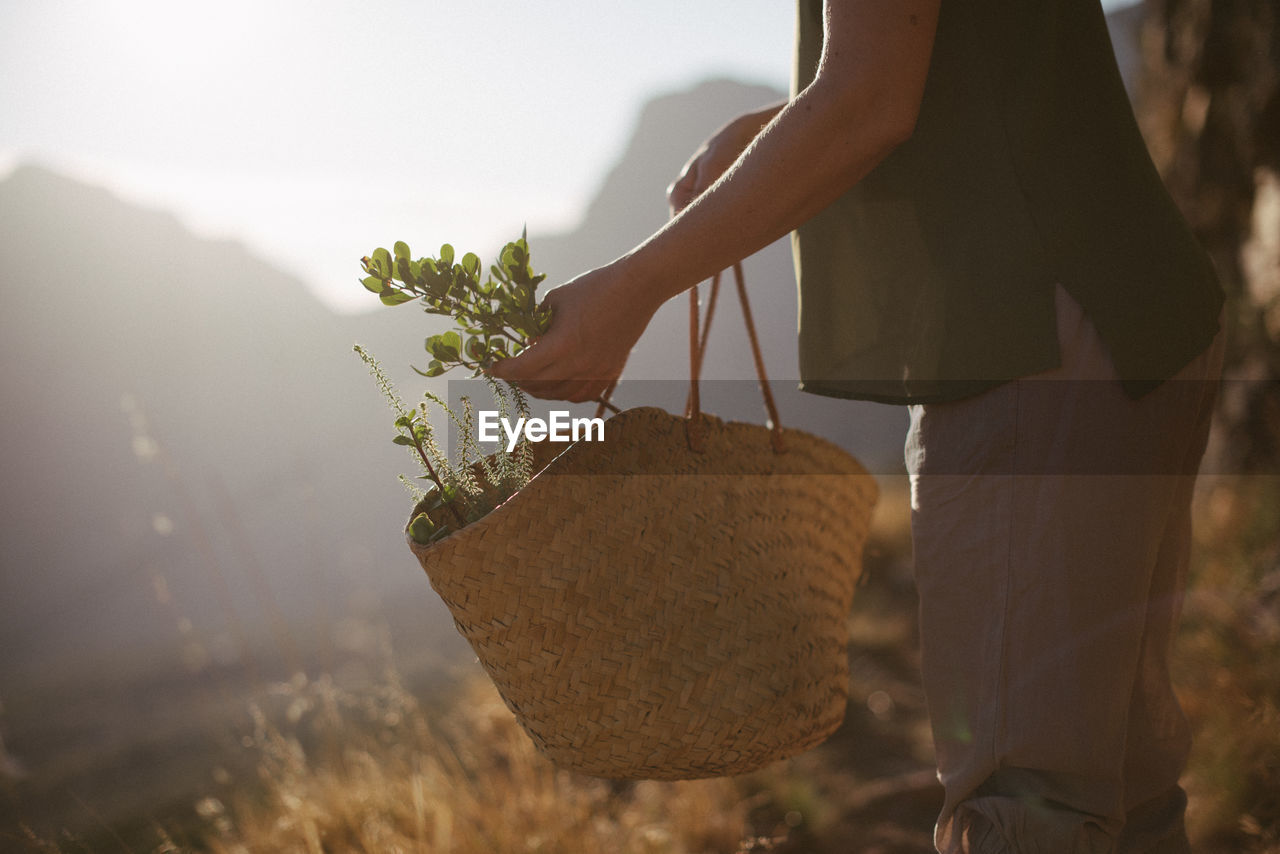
left=352, top=234, right=555, bottom=545
left=354, top=233, right=558, bottom=544
left=360, top=231, right=552, bottom=378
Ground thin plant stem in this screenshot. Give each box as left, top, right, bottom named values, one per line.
left=410, top=435, right=469, bottom=529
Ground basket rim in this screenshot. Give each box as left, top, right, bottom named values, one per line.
left=404, top=404, right=875, bottom=555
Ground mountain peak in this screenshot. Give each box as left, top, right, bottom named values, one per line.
left=533, top=78, right=786, bottom=277
left=0, top=160, right=187, bottom=235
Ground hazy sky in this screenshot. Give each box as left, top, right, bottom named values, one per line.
left=1, top=0, right=1138, bottom=313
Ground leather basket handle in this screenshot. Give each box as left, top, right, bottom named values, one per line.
left=594, top=263, right=786, bottom=455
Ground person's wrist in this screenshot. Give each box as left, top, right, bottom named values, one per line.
left=609, top=249, right=667, bottom=321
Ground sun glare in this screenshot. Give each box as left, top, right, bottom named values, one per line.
left=89, top=0, right=265, bottom=84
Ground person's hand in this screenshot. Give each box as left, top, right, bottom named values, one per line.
left=488, top=259, right=657, bottom=403
left=667, top=104, right=783, bottom=215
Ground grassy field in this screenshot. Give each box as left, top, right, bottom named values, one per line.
left=3, top=476, right=1277, bottom=853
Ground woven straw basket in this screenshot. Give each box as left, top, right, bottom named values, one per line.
left=406, top=265, right=879, bottom=780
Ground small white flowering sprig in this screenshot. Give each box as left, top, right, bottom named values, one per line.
left=353, top=345, right=534, bottom=545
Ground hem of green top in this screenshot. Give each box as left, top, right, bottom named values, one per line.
left=796, top=377, right=1017, bottom=406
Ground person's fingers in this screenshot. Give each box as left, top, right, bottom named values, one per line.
left=493, top=355, right=613, bottom=403
left=512, top=377, right=575, bottom=401
left=667, top=159, right=699, bottom=215
left=488, top=335, right=588, bottom=401
left=489, top=290, right=567, bottom=382
left=667, top=158, right=694, bottom=196
left=669, top=182, right=694, bottom=215
left=562, top=379, right=609, bottom=404
left=488, top=268, right=634, bottom=403
left=488, top=337, right=553, bottom=382
left=524, top=375, right=611, bottom=403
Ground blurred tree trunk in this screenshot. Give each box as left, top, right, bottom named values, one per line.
left=1136, top=0, right=1279, bottom=473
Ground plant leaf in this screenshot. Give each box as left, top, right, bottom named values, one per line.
left=379, top=290, right=416, bottom=306
left=408, top=512, right=435, bottom=544
left=372, top=247, right=393, bottom=277
left=462, top=252, right=481, bottom=277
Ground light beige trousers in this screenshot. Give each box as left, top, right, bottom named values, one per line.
left=905, top=285, right=1224, bottom=854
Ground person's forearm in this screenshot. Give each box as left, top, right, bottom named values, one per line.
left=626, top=87, right=907, bottom=308
left=618, top=1, right=937, bottom=314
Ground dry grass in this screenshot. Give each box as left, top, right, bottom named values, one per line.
left=195, top=668, right=778, bottom=854
left=8, top=475, right=1278, bottom=852
left=1178, top=475, right=1280, bottom=853
left=187, top=478, right=933, bottom=854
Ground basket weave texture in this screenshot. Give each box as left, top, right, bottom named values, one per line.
left=407, top=404, right=878, bottom=780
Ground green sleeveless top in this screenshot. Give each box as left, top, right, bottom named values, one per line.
left=791, top=0, right=1224, bottom=403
